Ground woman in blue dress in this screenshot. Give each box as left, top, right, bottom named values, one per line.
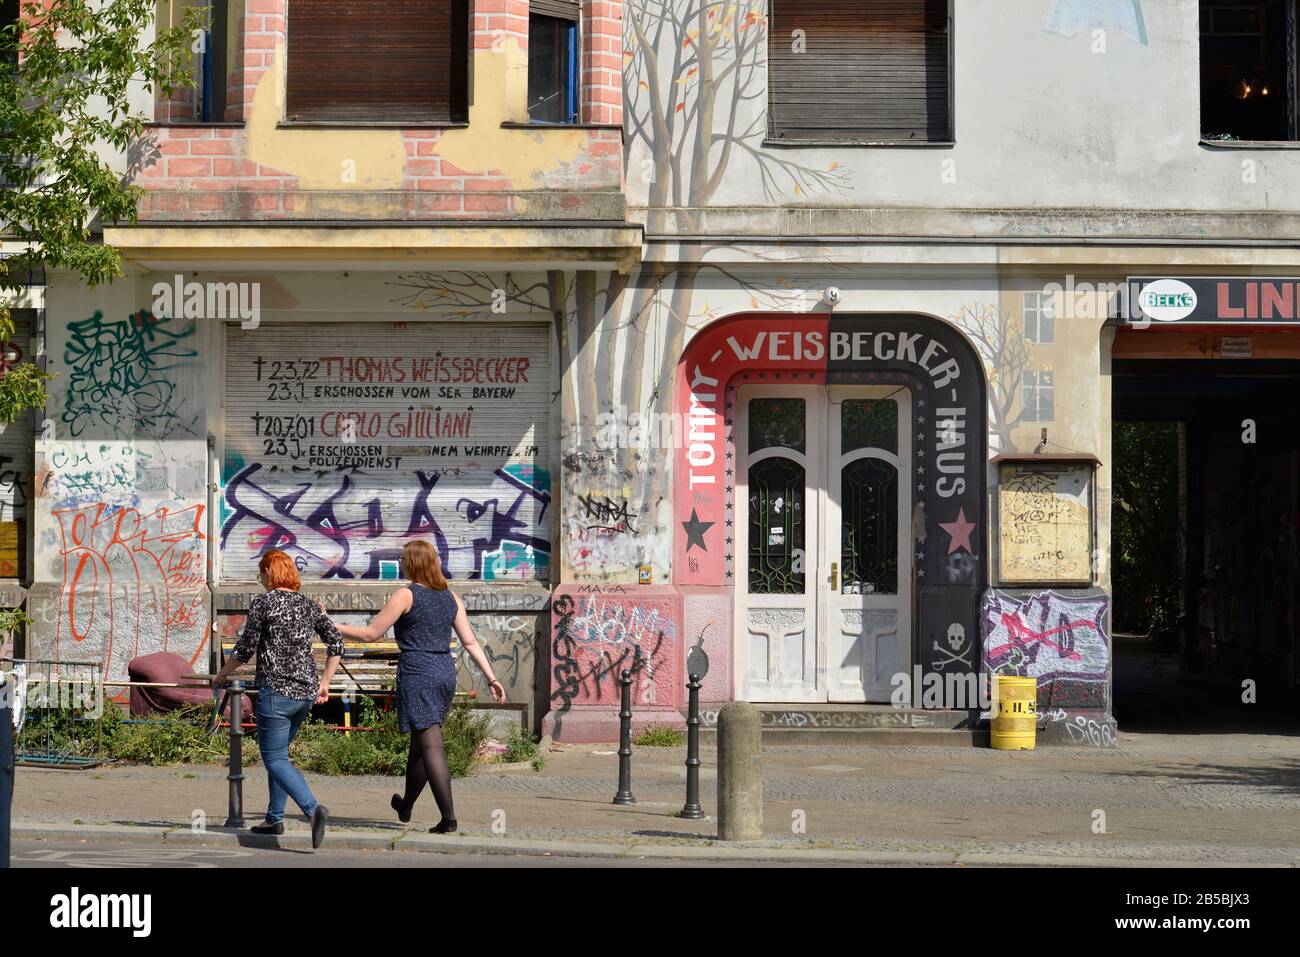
left=336, top=540, right=505, bottom=833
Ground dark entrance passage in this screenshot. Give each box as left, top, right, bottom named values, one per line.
left=1112, top=359, right=1300, bottom=732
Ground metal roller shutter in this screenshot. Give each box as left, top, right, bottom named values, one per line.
left=768, top=0, right=952, bottom=143
left=221, top=322, right=552, bottom=583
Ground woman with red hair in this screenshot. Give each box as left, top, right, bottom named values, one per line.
left=212, top=549, right=342, bottom=848
left=337, top=539, right=505, bottom=834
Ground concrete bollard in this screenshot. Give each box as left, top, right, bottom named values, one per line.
left=717, top=701, right=762, bottom=841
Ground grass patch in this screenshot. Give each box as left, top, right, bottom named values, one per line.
left=634, top=724, right=684, bottom=747
left=292, top=695, right=490, bottom=778
left=112, top=706, right=232, bottom=765
left=501, top=723, right=544, bottom=771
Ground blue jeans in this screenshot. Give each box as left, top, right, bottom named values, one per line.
left=255, top=688, right=318, bottom=824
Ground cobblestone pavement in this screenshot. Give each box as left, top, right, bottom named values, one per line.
left=13, top=729, right=1300, bottom=864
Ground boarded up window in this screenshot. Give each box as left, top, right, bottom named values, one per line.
left=768, top=0, right=952, bottom=142
left=286, top=0, right=469, bottom=123
left=222, top=322, right=551, bottom=582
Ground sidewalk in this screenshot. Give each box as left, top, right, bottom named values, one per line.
left=12, top=729, right=1300, bottom=866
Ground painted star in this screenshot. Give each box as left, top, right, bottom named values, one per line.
left=682, top=508, right=715, bottom=553
left=939, top=507, right=976, bottom=555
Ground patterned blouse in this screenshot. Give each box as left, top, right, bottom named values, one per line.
left=231, top=590, right=344, bottom=701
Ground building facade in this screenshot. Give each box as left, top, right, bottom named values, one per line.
left=540, top=0, right=1300, bottom=743
left=22, top=0, right=1300, bottom=744
left=30, top=0, right=633, bottom=730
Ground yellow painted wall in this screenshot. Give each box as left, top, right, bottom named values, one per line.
left=243, top=35, right=594, bottom=191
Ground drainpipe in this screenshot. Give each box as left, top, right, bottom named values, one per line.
left=206, top=433, right=218, bottom=675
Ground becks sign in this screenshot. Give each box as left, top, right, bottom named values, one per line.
left=1126, top=277, right=1300, bottom=325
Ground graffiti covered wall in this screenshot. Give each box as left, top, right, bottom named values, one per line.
left=33, top=270, right=564, bottom=695
left=543, top=585, right=683, bottom=741
left=982, top=588, right=1111, bottom=711
left=33, top=282, right=212, bottom=688
left=219, top=322, right=552, bottom=583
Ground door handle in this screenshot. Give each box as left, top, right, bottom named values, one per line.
left=830, top=562, right=838, bottom=591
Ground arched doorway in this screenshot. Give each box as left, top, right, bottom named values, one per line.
left=673, top=312, right=989, bottom=706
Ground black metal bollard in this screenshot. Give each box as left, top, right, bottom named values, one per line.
left=224, top=680, right=246, bottom=828
left=612, top=670, right=636, bottom=805
left=679, top=673, right=705, bottom=819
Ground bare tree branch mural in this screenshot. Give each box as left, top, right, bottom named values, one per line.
left=949, top=303, right=1034, bottom=451
left=387, top=271, right=554, bottom=312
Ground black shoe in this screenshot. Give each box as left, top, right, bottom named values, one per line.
left=391, top=793, right=412, bottom=824
left=429, top=819, right=457, bottom=834
left=249, top=820, right=284, bottom=835
left=311, top=805, right=328, bottom=849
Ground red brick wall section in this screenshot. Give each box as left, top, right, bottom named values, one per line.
left=582, top=0, right=622, bottom=125
left=136, top=126, right=300, bottom=219
left=401, top=129, right=514, bottom=216
left=156, top=87, right=194, bottom=123
left=476, top=0, right=530, bottom=52
left=227, top=0, right=286, bottom=122
left=536, top=126, right=622, bottom=191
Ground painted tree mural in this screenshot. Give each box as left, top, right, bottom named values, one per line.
left=949, top=302, right=1035, bottom=452
left=388, top=3, right=855, bottom=581
left=609, top=0, right=852, bottom=576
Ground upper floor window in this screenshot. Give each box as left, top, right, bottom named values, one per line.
left=286, top=0, right=468, bottom=123
left=1201, top=0, right=1299, bottom=141
left=768, top=0, right=952, bottom=144
left=528, top=1, right=579, bottom=124
left=1021, top=371, right=1055, bottom=423
left=1023, top=292, right=1055, bottom=344
left=196, top=0, right=229, bottom=122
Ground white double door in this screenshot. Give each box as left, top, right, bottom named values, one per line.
left=736, top=385, right=912, bottom=703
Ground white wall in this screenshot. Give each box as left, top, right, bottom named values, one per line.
left=625, top=0, right=1300, bottom=217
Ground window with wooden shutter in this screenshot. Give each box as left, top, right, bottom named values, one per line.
left=768, top=0, right=952, bottom=143
left=286, top=0, right=469, bottom=123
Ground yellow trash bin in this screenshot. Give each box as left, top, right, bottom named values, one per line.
left=990, top=675, right=1037, bottom=750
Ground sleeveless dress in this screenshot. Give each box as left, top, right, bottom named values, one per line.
left=394, top=584, right=459, bottom=732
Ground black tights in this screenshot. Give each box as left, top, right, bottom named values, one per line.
left=400, top=725, right=455, bottom=826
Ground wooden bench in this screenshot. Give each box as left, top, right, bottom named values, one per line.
left=219, top=638, right=412, bottom=697
left=215, top=640, right=527, bottom=733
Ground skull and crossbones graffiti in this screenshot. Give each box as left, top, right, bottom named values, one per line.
left=932, top=623, right=972, bottom=670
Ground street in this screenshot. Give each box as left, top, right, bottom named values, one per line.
left=11, top=725, right=1300, bottom=867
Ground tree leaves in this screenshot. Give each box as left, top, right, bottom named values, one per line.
left=0, top=0, right=200, bottom=299
left=0, top=1, right=199, bottom=418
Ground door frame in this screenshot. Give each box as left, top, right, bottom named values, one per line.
left=733, top=383, right=915, bottom=703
